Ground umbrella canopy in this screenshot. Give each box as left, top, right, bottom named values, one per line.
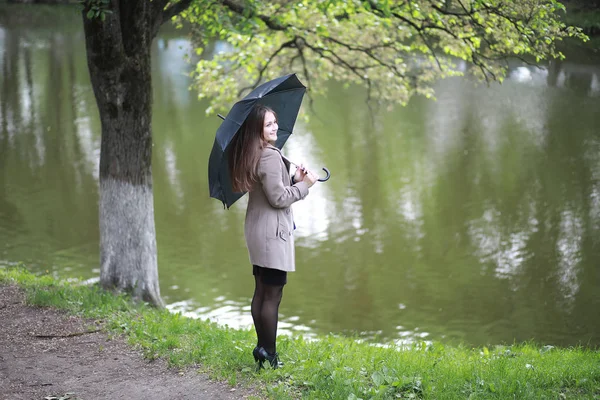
left=208, top=73, right=307, bottom=208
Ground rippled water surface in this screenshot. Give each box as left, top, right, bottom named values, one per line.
left=1, top=5, right=599, bottom=347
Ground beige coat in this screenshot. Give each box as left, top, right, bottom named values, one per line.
left=244, top=145, right=309, bottom=272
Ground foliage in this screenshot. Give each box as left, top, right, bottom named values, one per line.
left=79, top=0, right=112, bottom=21
left=563, top=0, right=600, bottom=34
left=2, top=267, right=599, bottom=399
left=177, top=0, right=589, bottom=114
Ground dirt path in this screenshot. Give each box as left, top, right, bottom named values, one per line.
left=0, top=285, right=260, bottom=400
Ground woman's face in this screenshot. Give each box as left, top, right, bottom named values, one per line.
left=262, top=111, right=278, bottom=143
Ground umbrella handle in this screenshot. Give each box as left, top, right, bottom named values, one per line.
left=318, top=167, right=330, bottom=182
left=282, top=156, right=332, bottom=183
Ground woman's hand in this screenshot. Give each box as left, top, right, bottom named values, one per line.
left=302, top=169, right=318, bottom=188
left=293, top=164, right=307, bottom=183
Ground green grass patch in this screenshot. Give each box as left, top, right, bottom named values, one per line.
left=2, top=266, right=599, bottom=399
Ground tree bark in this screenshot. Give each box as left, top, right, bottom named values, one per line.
left=8, top=0, right=77, bottom=3
left=82, top=1, right=162, bottom=306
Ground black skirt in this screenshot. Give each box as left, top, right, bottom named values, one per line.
left=253, top=265, right=287, bottom=286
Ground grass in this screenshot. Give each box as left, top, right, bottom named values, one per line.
left=1, top=266, right=599, bottom=399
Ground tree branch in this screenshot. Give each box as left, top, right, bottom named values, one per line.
left=296, top=44, right=316, bottom=116
left=365, top=1, right=446, bottom=71
left=152, top=0, right=194, bottom=38
left=237, top=37, right=298, bottom=96
left=32, top=329, right=102, bottom=339
left=322, top=36, right=407, bottom=77
left=299, top=38, right=367, bottom=82
left=152, top=0, right=170, bottom=18
left=162, top=0, right=194, bottom=22
left=219, top=0, right=288, bottom=31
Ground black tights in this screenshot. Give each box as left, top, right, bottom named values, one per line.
left=251, top=276, right=284, bottom=355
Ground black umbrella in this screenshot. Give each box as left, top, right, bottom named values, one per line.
left=208, top=73, right=330, bottom=209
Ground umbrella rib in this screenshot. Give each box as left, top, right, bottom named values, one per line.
left=252, top=87, right=306, bottom=98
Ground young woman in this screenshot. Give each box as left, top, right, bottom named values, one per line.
left=228, top=104, right=318, bottom=368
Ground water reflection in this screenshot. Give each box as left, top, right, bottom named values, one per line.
left=284, top=120, right=331, bottom=244
left=557, top=209, right=583, bottom=303
left=167, top=297, right=317, bottom=339
left=1, top=6, right=599, bottom=347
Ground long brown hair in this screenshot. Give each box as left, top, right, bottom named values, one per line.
left=228, top=105, right=276, bottom=193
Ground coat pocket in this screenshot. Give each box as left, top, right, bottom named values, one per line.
left=277, top=223, right=288, bottom=242
left=265, top=212, right=279, bottom=239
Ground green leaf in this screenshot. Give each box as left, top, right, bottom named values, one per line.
left=372, top=371, right=384, bottom=386
left=316, top=25, right=329, bottom=37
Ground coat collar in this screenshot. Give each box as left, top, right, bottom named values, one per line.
left=264, top=143, right=290, bottom=171
left=265, top=143, right=280, bottom=152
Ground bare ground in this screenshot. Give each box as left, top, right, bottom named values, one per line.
left=0, top=284, right=261, bottom=400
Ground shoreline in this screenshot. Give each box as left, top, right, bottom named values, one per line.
left=1, top=267, right=598, bottom=399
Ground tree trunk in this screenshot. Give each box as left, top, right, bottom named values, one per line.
left=82, top=2, right=163, bottom=306
left=7, top=0, right=77, bottom=3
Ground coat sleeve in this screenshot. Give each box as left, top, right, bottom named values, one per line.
left=258, top=149, right=309, bottom=209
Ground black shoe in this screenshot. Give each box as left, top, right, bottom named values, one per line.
left=257, top=347, right=283, bottom=369
left=252, top=346, right=262, bottom=363
left=253, top=346, right=267, bottom=370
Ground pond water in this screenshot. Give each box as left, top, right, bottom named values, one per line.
left=1, top=5, right=599, bottom=347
